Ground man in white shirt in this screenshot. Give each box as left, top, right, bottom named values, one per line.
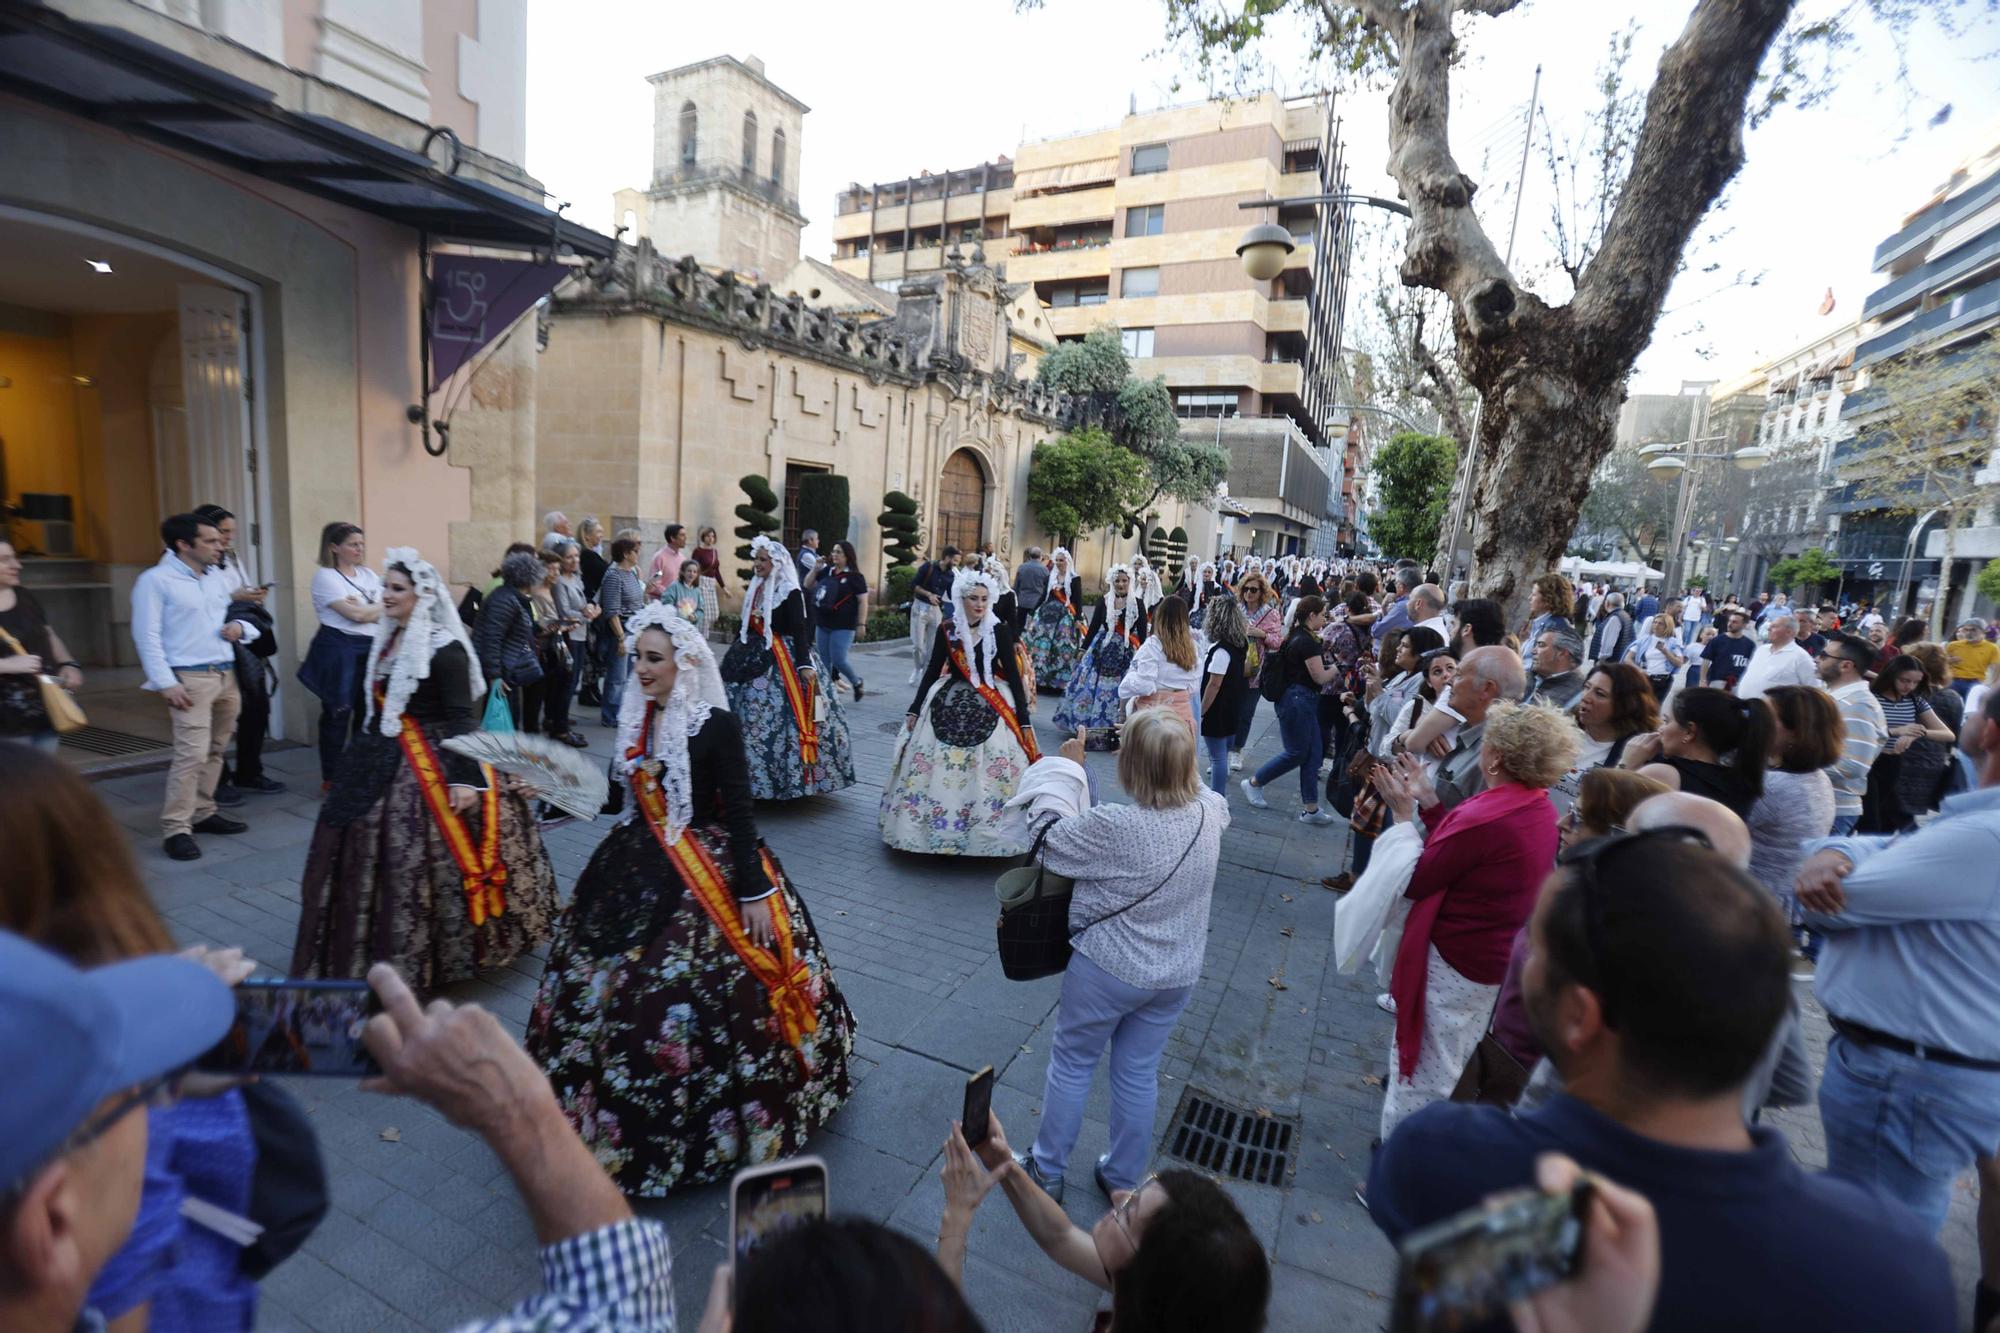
left=1407, top=583, right=1452, bottom=639
left=131, top=513, right=259, bottom=861
left=1681, top=589, right=1708, bottom=644
left=1735, top=614, right=1820, bottom=700
left=1857, top=603, right=1885, bottom=636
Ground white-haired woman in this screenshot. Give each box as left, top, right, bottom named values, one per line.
left=882, top=569, right=1040, bottom=855
left=529, top=604, right=854, bottom=1196
left=1056, top=564, right=1151, bottom=751
left=1024, top=546, right=1087, bottom=692
left=721, top=536, right=856, bottom=800
left=290, top=548, right=557, bottom=991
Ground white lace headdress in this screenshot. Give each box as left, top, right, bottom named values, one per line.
left=365, top=548, right=484, bottom=736
left=982, top=555, right=1012, bottom=592
left=1191, top=560, right=1218, bottom=614
left=1102, top=562, right=1140, bottom=638
left=740, top=534, right=800, bottom=646
left=616, top=604, right=730, bottom=843
left=1050, top=546, right=1074, bottom=589
left=1125, top=554, right=1163, bottom=609
left=947, top=568, right=1004, bottom=688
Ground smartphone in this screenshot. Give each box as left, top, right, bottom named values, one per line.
left=259, top=580, right=278, bottom=590
left=730, top=1156, right=827, bottom=1303
left=962, top=1065, right=996, bottom=1149
left=196, top=978, right=382, bottom=1078
left=1389, top=1180, right=1592, bottom=1333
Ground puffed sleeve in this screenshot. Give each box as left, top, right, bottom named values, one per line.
left=697, top=711, right=773, bottom=899
left=432, top=643, right=487, bottom=788
left=908, top=621, right=951, bottom=716
left=995, top=623, right=1031, bottom=718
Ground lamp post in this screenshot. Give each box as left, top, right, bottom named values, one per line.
left=1647, top=419, right=1769, bottom=594
left=1892, top=504, right=1945, bottom=621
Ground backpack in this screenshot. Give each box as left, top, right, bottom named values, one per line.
left=1260, top=631, right=1300, bottom=703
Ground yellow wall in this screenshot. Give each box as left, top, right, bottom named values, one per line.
left=0, top=330, right=84, bottom=537
left=70, top=313, right=174, bottom=567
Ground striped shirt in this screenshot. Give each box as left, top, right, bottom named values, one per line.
left=597, top=565, right=646, bottom=622
left=1826, top=679, right=1888, bottom=818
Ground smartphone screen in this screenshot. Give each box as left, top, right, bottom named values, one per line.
left=962, top=1065, right=996, bottom=1149
left=1390, top=1182, right=1591, bottom=1333
left=730, top=1156, right=827, bottom=1301
left=196, top=978, right=382, bottom=1078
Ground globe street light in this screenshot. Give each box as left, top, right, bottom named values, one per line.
left=1236, top=221, right=1298, bottom=281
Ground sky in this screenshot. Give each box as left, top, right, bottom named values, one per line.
left=525, top=0, right=2000, bottom=392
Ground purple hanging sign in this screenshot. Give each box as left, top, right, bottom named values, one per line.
left=430, top=254, right=570, bottom=389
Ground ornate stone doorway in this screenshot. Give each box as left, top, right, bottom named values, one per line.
left=937, top=449, right=987, bottom=553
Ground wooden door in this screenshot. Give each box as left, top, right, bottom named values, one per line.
left=937, top=450, right=986, bottom=553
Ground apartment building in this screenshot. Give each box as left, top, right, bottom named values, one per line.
left=830, top=160, right=1015, bottom=291
left=1831, top=137, right=2000, bottom=618
left=1723, top=323, right=1859, bottom=591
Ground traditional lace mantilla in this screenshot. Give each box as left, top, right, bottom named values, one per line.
left=617, top=604, right=730, bottom=844
left=948, top=569, right=1004, bottom=688
left=365, top=547, right=485, bottom=736
left=1102, top=563, right=1141, bottom=640
left=740, top=534, right=800, bottom=648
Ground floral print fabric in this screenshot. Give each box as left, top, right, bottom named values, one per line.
left=880, top=679, right=1031, bottom=855
left=1055, top=634, right=1127, bottom=750
left=1025, top=600, right=1086, bottom=692
left=720, top=642, right=858, bottom=800
left=528, top=821, right=854, bottom=1197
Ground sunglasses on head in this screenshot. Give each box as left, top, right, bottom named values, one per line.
left=1554, top=826, right=1714, bottom=1026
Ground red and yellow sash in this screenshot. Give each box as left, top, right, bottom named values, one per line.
left=946, top=633, right=1041, bottom=762
left=397, top=715, right=507, bottom=926
left=752, top=614, right=818, bottom=767
left=627, top=731, right=818, bottom=1052
left=1050, top=585, right=1078, bottom=617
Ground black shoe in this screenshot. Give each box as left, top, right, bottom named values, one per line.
left=213, top=783, right=245, bottom=807
left=555, top=730, right=589, bottom=749
left=237, top=775, right=288, bottom=795
left=164, top=834, right=201, bottom=861
left=191, top=814, right=248, bottom=835
left=1094, top=1154, right=1117, bottom=1197
left=853, top=680, right=865, bottom=702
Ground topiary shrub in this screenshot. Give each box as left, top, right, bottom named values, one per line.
left=734, top=473, right=781, bottom=584
left=796, top=473, right=850, bottom=549
left=878, top=490, right=922, bottom=568
left=885, top=563, right=917, bottom=608
left=866, top=608, right=910, bottom=641
left=1164, top=526, right=1189, bottom=581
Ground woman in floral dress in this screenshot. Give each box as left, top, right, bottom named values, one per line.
left=720, top=535, right=856, bottom=800
left=1056, top=564, right=1151, bottom=751
left=880, top=569, right=1040, bottom=855
left=1024, top=546, right=1086, bottom=692
left=529, top=604, right=854, bottom=1196
left=291, top=548, right=556, bottom=992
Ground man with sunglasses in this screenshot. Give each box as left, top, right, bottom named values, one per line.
left=0, top=931, right=232, bottom=1333
left=1367, top=830, right=1953, bottom=1331
left=1816, top=631, right=1889, bottom=836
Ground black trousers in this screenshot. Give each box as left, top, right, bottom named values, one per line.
left=522, top=649, right=572, bottom=736
left=226, top=654, right=271, bottom=784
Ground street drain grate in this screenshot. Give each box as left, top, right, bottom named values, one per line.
left=61, top=726, right=170, bottom=757
left=1161, top=1087, right=1296, bottom=1185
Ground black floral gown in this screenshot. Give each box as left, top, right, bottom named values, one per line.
left=291, top=641, right=556, bottom=992
left=527, top=708, right=854, bottom=1196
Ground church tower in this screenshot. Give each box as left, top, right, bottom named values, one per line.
left=615, top=55, right=806, bottom=280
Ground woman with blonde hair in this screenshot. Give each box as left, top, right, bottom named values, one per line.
left=1371, top=703, right=1579, bottom=1134
left=1228, top=570, right=1285, bottom=770
left=1626, top=612, right=1687, bottom=701
left=1013, top=715, right=1228, bottom=1200
left=1119, top=593, right=1201, bottom=734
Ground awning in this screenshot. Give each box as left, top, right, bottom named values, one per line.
left=1014, top=157, right=1118, bottom=194
left=0, top=6, right=614, bottom=259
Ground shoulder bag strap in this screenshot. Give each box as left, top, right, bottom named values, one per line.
left=1072, top=803, right=1207, bottom=941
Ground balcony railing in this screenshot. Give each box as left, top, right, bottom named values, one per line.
left=1872, top=167, right=2000, bottom=271
left=1854, top=272, right=2000, bottom=368
left=1012, top=236, right=1112, bottom=255
left=1862, top=219, right=2000, bottom=321
left=652, top=162, right=800, bottom=215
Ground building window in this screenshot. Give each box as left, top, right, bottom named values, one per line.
left=1120, top=267, right=1159, bottom=299
left=679, top=101, right=697, bottom=169
left=1126, top=203, right=1164, bottom=237
left=1045, top=280, right=1110, bottom=308
left=1121, top=328, right=1155, bottom=357
left=1131, top=142, right=1168, bottom=175
left=770, top=128, right=785, bottom=190
left=741, top=111, right=758, bottom=174
left=1175, top=390, right=1236, bottom=418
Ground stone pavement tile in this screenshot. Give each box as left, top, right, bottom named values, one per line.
left=898, top=996, right=1037, bottom=1077
left=1264, top=1259, right=1392, bottom=1332
left=1274, top=1185, right=1397, bottom=1293
left=886, top=1154, right=1108, bottom=1307
left=834, top=969, right=945, bottom=1046
left=319, top=1223, right=492, bottom=1327
left=958, top=1251, right=1104, bottom=1332
left=936, top=953, right=1063, bottom=1028
left=798, top=1127, right=931, bottom=1222
left=1217, top=1177, right=1287, bottom=1251
left=824, top=1046, right=989, bottom=1164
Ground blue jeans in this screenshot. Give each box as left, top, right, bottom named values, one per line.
left=1251, top=685, right=1323, bottom=808
left=1031, top=952, right=1193, bottom=1193
left=1819, top=1033, right=2000, bottom=1235
left=1230, top=690, right=1260, bottom=751
left=816, top=626, right=861, bottom=690
left=1950, top=678, right=1976, bottom=700
left=1204, top=733, right=1231, bottom=795
left=598, top=643, right=628, bottom=728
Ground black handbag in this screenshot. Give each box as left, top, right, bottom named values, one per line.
left=237, top=1081, right=329, bottom=1280
left=995, top=806, right=1206, bottom=981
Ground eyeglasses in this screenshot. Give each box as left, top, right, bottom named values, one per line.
left=1110, top=1173, right=1161, bottom=1248
left=1555, top=827, right=1712, bottom=1026
left=2, top=1066, right=188, bottom=1200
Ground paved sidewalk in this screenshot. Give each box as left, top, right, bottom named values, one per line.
left=100, top=637, right=1979, bottom=1331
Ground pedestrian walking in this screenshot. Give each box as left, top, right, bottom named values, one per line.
left=722, top=537, right=857, bottom=801
left=0, top=539, right=84, bottom=753
left=907, top=546, right=957, bottom=684
left=807, top=539, right=869, bottom=700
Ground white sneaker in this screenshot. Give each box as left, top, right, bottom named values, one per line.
left=907, top=671, right=919, bottom=685
left=1240, top=778, right=1269, bottom=809
left=1229, top=752, right=1244, bottom=771
left=1299, top=809, right=1335, bottom=826
left=1375, top=993, right=1397, bottom=1015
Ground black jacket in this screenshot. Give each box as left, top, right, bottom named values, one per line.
left=473, top=587, right=542, bottom=688
left=909, top=619, right=1031, bottom=719
left=322, top=641, right=483, bottom=824
left=579, top=546, right=609, bottom=602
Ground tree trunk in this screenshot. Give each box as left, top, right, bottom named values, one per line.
left=1931, top=505, right=1960, bottom=640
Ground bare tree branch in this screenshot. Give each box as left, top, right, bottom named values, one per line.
left=1571, top=0, right=1793, bottom=352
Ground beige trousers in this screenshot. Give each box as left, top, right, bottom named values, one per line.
left=162, top=667, right=240, bottom=837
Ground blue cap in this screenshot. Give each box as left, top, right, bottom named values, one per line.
left=0, top=930, right=233, bottom=1189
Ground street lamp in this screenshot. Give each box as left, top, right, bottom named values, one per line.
left=1644, top=445, right=1769, bottom=478
left=1233, top=193, right=1412, bottom=282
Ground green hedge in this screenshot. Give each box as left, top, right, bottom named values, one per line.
left=867, top=609, right=910, bottom=641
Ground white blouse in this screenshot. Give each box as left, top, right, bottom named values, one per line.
left=1117, top=636, right=1203, bottom=699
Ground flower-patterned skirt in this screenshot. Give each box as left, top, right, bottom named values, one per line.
left=526, top=821, right=855, bottom=1198
left=1053, top=635, right=1128, bottom=750
left=1024, top=601, right=1086, bottom=692
left=879, top=679, right=1032, bottom=856
left=721, top=645, right=858, bottom=800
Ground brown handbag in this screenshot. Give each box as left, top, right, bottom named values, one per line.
left=0, top=626, right=86, bottom=734
left=1450, top=1031, right=1531, bottom=1107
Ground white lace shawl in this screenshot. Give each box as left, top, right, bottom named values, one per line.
left=947, top=568, right=1004, bottom=688
left=1130, top=558, right=1164, bottom=609
left=1050, top=547, right=1075, bottom=599
left=1102, top=563, right=1140, bottom=640
left=365, top=548, right=484, bottom=736
left=1190, top=561, right=1217, bottom=614
left=616, top=604, right=729, bottom=843
left=982, top=555, right=1012, bottom=592
left=740, top=534, right=800, bottom=647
